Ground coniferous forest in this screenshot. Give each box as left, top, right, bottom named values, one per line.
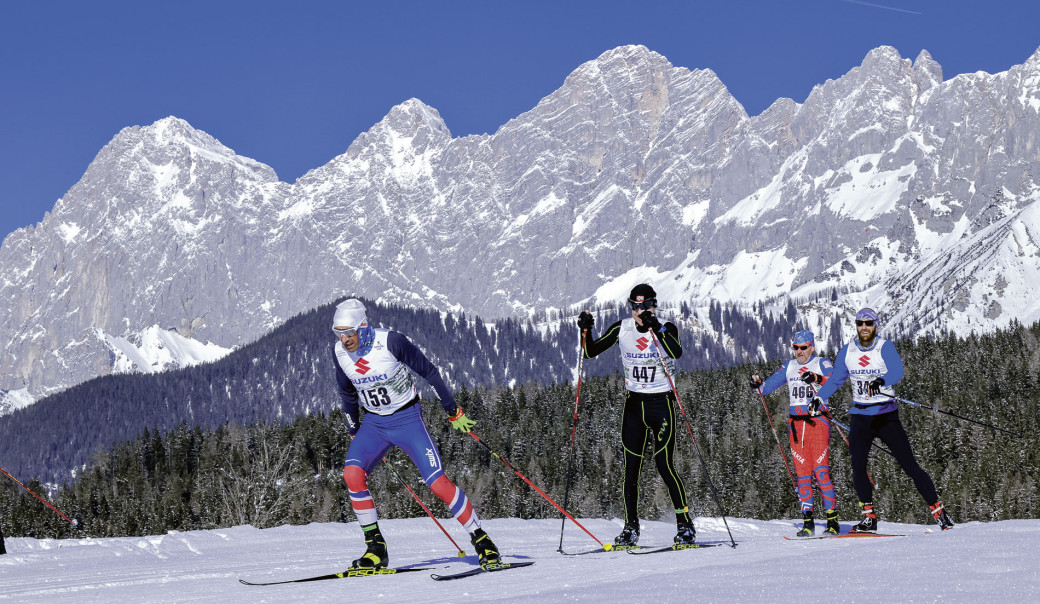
left=1, top=315, right=1037, bottom=540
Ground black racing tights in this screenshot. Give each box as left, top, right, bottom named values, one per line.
left=620, top=390, right=691, bottom=526
left=848, top=410, right=939, bottom=506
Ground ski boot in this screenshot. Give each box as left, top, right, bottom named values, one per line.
left=470, top=528, right=501, bottom=567
left=674, top=520, right=696, bottom=545
left=824, top=509, right=840, bottom=535
left=930, top=501, right=954, bottom=531
left=614, top=521, right=640, bottom=548
left=351, top=524, right=388, bottom=569
left=850, top=502, right=877, bottom=533
left=795, top=511, right=815, bottom=537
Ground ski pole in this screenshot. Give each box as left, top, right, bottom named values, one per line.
left=827, top=416, right=894, bottom=459
left=0, top=465, right=78, bottom=527
left=350, top=436, right=466, bottom=557
left=824, top=414, right=877, bottom=487
left=465, top=430, right=610, bottom=550
left=648, top=330, right=737, bottom=548
left=802, top=382, right=878, bottom=487
left=557, top=328, right=587, bottom=552
left=752, top=373, right=798, bottom=491
left=893, top=397, right=1023, bottom=437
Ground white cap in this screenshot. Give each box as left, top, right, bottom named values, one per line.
left=333, top=299, right=367, bottom=329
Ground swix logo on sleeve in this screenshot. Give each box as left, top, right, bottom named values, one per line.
left=636, top=337, right=649, bottom=351
left=354, top=359, right=372, bottom=375
left=858, top=355, right=871, bottom=367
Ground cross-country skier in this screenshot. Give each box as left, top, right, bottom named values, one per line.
left=577, top=283, right=695, bottom=547
left=750, top=329, right=839, bottom=536
left=332, top=299, right=501, bottom=568
left=810, top=308, right=954, bottom=532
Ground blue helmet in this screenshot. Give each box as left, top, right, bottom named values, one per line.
left=792, top=329, right=815, bottom=346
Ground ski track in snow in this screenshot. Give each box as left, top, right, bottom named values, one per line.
left=0, top=517, right=1036, bottom=602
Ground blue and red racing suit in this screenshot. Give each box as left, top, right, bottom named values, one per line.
left=759, top=355, right=837, bottom=513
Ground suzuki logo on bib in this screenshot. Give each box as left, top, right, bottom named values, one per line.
left=355, top=359, right=372, bottom=375
left=798, top=366, right=808, bottom=373
left=858, top=355, right=871, bottom=367
left=636, top=337, right=649, bottom=351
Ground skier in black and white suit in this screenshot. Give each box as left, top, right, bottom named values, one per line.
left=577, top=283, right=695, bottom=547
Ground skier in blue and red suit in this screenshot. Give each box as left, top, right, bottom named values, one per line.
left=751, top=329, right=839, bottom=536
left=810, top=307, right=954, bottom=533
left=332, top=298, right=500, bottom=569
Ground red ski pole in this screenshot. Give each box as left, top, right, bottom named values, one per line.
left=0, top=465, right=77, bottom=526
left=466, top=430, right=610, bottom=551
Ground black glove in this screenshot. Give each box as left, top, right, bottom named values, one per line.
left=577, top=311, right=594, bottom=330
left=638, top=310, right=662, bottom=332
left=345, top=412, right=360, bottom=437
left=867, top=377, right=885, bottom=397
left=748, top=374, right=764, bottom=390
left=808, top=396, right=824, bottom=416
left=800, top=371, right=823, bottom=385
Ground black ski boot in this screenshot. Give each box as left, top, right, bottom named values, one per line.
left=674, top=520, right=696, bottom=545
left=930, top=501, right=954, bottom=531
left=795, top=511, right=815, bottom=537
left=470, top=528, right=500, bottom=567
left=614, top=521, right=639, bottom=547
left=351, top=524, right=388, bottom=569
left=850, top=502, right=877, bottom=534
left=824, top=509, right=840, bottom=535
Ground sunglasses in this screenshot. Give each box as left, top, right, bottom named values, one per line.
left=332, top=326, right=359, bottom=338
left=629, top=298, right=656, bottom=311
left=792, top=344, right=811, bottom=351
left=855, top=320, right=875, bottom=327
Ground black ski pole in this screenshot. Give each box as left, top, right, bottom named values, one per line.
left=648, top=330, right=737, bottom=548
left=557, top=328, right=587, bottom=553
left=894, top=397, right=1023, bottom=437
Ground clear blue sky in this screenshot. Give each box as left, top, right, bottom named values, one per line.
left=2, top=1, right=1038, bottom=240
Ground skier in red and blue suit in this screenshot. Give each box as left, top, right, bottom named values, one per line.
left=751, top=329, right=839, bottom=536
left=331, top=298, right=500, bottom=569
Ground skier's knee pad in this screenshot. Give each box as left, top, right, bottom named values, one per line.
left=343, top=465, right=369, bottom=492
left=428, top=475, right=456, bottom=503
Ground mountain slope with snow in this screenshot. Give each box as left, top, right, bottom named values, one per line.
left=4, top=44, right=1040, bottom=399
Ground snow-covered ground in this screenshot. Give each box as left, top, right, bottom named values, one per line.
left=1, top=516, right=1036, bottom=602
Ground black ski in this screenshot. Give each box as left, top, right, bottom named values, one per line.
left=782, top=532, right=906, bottom=541
left=430, top=560, right=535, bottom=581
left=628, top=542, right=725, bottom=554
left=239, top=566, right=430, bottom=585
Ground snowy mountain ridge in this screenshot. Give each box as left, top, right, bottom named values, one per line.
left=4, top=44, right=1040, bottom=400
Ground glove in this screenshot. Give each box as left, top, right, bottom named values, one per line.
left=867, top=377, right=885, bottom=397
left=448, top=407, right=476, bottom=433
left=748, top=374, right=764, bottom=390
left=638, top=310, right=662, bottom=332
left=577, top=311, right=594, bottom=330
left=808, top=396, right=824, bottom=416
left=799, top=371, right=823, bottom=385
